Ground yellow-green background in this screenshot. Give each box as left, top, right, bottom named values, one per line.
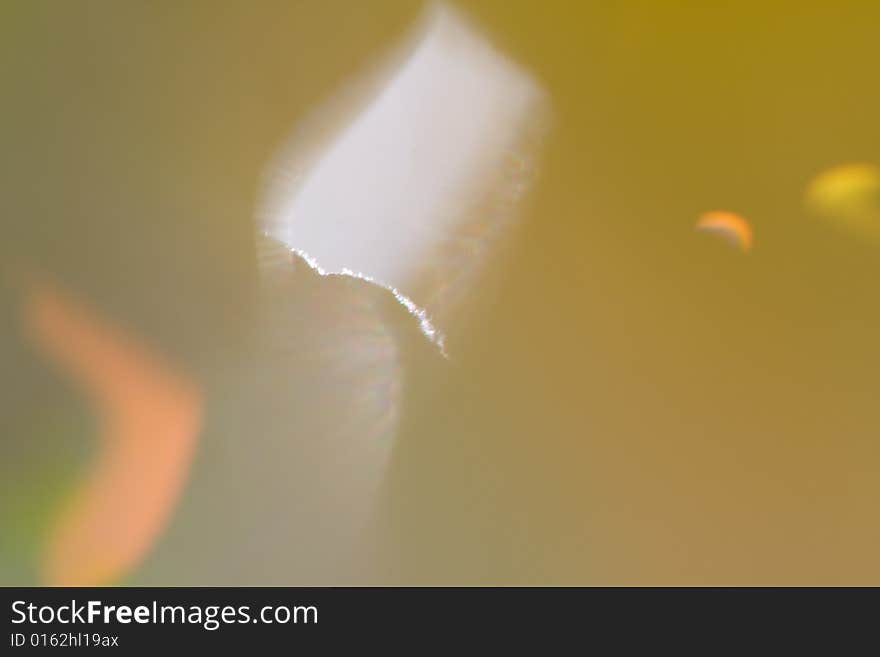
left=3, top=1, right=880, bottom=584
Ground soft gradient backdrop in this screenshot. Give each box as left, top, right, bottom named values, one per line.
left=3, top=0, right=880, bottom=585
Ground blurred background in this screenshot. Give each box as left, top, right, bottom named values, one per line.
left=3, top=0, right=880, bottom=585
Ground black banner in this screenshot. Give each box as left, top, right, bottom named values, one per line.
left=1, top=587, right=874, bottom=650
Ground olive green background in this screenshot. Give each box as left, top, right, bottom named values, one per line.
left=3, top=1, right=880, bottom=584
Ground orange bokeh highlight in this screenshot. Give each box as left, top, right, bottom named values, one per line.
left=695, top=211, right=754, bottom=252
left=21, top=277, right=202, bottom=586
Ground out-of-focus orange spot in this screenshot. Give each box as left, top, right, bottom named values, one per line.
left=21, top=277, right=202, bottom=586
left=695, top=211, right=753, bottom=252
